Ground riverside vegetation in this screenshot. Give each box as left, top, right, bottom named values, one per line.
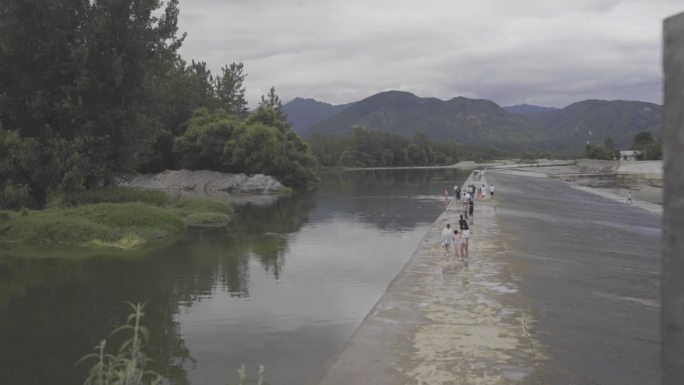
left=0, top=0, right=316, bottom=251
left=0, top=0, right=318, bottom=214
left=0, top=187, right=234, bottom=251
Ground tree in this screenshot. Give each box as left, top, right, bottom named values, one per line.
left=173, top=108, right=319, bottom=189
left=216, top=62, right=248, bottom=116
left=585, top=143, right=614, bottom=160
left=0, top=0, right=185, bottom=205
left=631, top=131, right=662, bottom=160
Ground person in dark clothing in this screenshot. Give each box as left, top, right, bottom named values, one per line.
left=458, top=215, right=470, bottom=257
left=468, top=199, right=474, bottom=218
left=455, top=187, right=461, bottom=200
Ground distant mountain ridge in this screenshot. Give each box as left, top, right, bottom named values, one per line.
left=296, top=91, right=661, bottom=154
left=282, top=97, right=354, bottom=134
left=504, top=104, right=559, bottom=114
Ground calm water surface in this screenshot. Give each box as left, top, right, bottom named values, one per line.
left=0, top=169, right=469, bottom=385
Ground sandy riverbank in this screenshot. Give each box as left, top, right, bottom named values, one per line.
left=492, top=159, right=663, bottom=208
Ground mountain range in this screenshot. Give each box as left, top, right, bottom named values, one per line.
left=281, top=97, right=355, bottom=134
left=282, top=91, right=662, bottom=154
left=503, top=104, right=559, bottom=114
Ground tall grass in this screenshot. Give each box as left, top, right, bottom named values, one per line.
left=78, top=302, right=161, bottom=385
left=0, top=187, right=234, bottom=250
left=78, top=302, right=266, bottom=385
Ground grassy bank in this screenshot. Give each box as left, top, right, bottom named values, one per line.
left=0, top=188, right=233, bottom=251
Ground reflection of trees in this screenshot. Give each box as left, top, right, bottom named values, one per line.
left=313, top=168, right=471, bottom=231
left=0, top=256, right=194, bottom=385
left=0, top=190, right=318, bottom=385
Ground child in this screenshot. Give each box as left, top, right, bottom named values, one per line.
left=441, top=224, right=453, bottom=256
left=452, top=229, right=463, bottom=259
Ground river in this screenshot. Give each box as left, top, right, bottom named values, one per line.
left=0, top=168, right=470, bottom=385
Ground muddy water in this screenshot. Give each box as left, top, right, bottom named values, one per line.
left=0, top=168, right=470, bottom=385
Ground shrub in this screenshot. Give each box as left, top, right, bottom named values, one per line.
left=64, top=187, right=170, bottom=208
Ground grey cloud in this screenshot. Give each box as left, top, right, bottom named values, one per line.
left=176, top=0, right=682, bottom=107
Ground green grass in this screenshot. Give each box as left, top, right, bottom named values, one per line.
left=0, top=188, right=234, bottom=251
left=50, top=187, right=171, bottom=208
left=1, top=202, right=184, bottom=249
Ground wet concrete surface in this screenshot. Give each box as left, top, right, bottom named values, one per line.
left=488, top=171, right=660, bottom=385
left=316, top=171, right=660, bottom=385
left=317, top=175, right=548, bottom=385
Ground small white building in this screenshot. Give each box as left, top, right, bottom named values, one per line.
left=619, top=150, right=641, bottom=161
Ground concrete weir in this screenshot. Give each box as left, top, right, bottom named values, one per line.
left=317, top=175, right=547, bottom=385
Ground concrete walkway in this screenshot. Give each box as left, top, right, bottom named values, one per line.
left=317, top=175, right=547, bottom=384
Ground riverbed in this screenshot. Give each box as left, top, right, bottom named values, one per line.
left=0, top=168, right=470, bottom=385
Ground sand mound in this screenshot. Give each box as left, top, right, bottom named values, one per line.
left=122, top=169, right=287, bottom=194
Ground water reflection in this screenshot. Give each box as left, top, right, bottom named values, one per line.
left=0, top=168, right=468, bottom=385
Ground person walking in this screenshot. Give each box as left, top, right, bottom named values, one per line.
left=627, top=191, right=632, bottom=204
left=462, top=197, right=469, bottom=219
left=489, top=184, right=495, bottom=199
left=458, top=215, right=470, bottom=258
left=453, top=229, right=463, bottom=259
left=441, top=224, right=453, bottom=256
left=443, top=189, right=449, bottom=209
left=469, top=198, right=474, bottom=218
left=455, top=186, right=461, bottom=201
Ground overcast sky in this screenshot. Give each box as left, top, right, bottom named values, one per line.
left=176, top=0, right=682, bottom=108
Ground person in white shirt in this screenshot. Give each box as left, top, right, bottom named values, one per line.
left=489, top=184, right=495, bottom=199
left=441, top=224, right=453, bottom=256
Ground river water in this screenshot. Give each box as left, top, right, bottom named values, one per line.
left=0, top=168, right=470, bottom=385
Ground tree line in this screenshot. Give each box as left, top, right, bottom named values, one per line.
left=584, top=132, right=662, bottom=160
left=307, top=128, right=496, bottom=168
left=0, top=0, right=317, bottom=210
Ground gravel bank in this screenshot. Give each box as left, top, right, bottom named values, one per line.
left=121, top=169, right=289, bottom=194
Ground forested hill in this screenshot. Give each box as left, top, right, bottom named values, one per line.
left=503, top=104, right=559, bottom=114
left=282, top=98, right=354, bottom=134
left=304, top=91, right=661, bottom=154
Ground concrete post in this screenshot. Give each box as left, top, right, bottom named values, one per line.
left=662, top=11, right=684, bottom=385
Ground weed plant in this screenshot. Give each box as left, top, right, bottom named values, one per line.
left=78, top=302, right=162, bottom=385
left=79, top=302, right=267, bottom=385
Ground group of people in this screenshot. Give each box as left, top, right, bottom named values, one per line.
left=440, top=217, right=470, bottom=260
left=440, top=177, right=495, bottom=262
left=456, top=183, right=494, bottom=202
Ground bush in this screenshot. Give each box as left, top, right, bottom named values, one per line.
left=1, top=202, right=184, bottom=249
left=0, top=193, right=234, bottom=250
left=61, top=187, right=170, bottom=208
left=0, top=183, right=35, bottom=211
left=173, top=107, right=319, bottom=189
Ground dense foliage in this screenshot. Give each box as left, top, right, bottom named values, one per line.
left=631, top=131, right=662, bottom=160
left=0, top=0, right=318, bottom=209
left=308, top=128, right=496, bottom=167
left=175, top=107, right=318, bottom=188
left=584, top=138, right=619, bottom=160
